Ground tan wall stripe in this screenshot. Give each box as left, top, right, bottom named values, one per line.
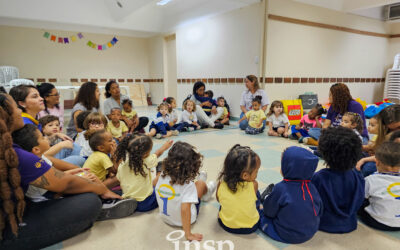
left=176, top=77, right=384, bottom=84
left=268, top=14, right=389, bottom=38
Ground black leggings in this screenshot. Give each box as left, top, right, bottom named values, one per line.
left=134, top=117, right=149, bottom=132
left=0, top=193, right=102, bottom=250
left=358, top=200, right=400, bottom=231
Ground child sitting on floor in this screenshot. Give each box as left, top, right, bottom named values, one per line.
left=339, top=112, right=364, bottom=143
left=362, top=116, right=379, bottom=155
left=115, top=134, right=172, bottom=212
left=165, top=97, right=180, bottom=129
left=290, top=104, right=325, bottom=143
left=267, top=100, right=289, bottom=138
left=312, top=126, right=364, bottom=233
left=216, top=97, right=230, bottom=125
left=358, top=141, right=400, bottom=231
left=148, top=102, right=179, bottom=138
left=75, top=112, right=108, bottom=158
left=121, top=99, right=138, bottom=133
left=238, top=96, right=266, bottom=135
left=217, top=144, right=261, bottom=234
left=259, top=146, right=323, bottom=244
left=107, top=108, right=129, bottom=142
left=39, top=115, right=85, bottom=167
left=155, top=142, right=216, bottom=241
left=83, top=129, right=119, bottom=188
left=178, top=99, right=201, bottom=132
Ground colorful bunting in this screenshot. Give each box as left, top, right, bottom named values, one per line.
left=42, top=31, right=118, bottom=51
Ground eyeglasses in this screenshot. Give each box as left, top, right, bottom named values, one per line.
left=47, top=92, right=60, bottom=97
left=89, top=122, right=104, bottom=127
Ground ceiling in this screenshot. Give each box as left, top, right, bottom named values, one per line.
left=0, top=0, right=399, bottom=37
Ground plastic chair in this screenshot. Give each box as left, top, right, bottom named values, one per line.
left=8, top=79, right=35, bottom=87
left=0, top=66, right=19, bottom=85
left=384, top=54, right=400, bottom=102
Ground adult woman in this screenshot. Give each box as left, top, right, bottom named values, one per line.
left=66, top=82, right=100, bottom=139
left=189, top=81, right=224, bottom=129
left=0, top=93, right=124, bottom=249
left=103, top=80, right=148, bottom=132
left=307, top=83, right=368, bottom=145
left=239, top=75, right=269, bottom=130
left=9, top=85, right=44, bottom=129
left=356, top=104, right=400, bottom=176
left=37, top=82, right=64, bottom=129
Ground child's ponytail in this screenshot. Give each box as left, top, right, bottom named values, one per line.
left=114, top=134, right=133, bottom=163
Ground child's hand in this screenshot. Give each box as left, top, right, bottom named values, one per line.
left=59, top=140, right=74, bottom=149
left=186, top=233, right=203, bottom=241
left=162, top=140, right=173, bottom=150
left=283, top=132, right=288, bottom=138
left=257, top=122, right=263, bottom=128
left=295, top=125, right=301, bottom=130
left=355, top=158, right=365, bottom=171
left=57, top=133, right=73, bottom=142
left=101, top=189, right=122, bottom=200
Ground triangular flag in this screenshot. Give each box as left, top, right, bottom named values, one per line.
left=98, top=45, right=102, bottom=50
left=50, top=35, right=56, bottom=41
left=107, top=42, right=112, bottom=48
left=102, top=45, right=107, bottom=50
left=77, top=33, right=83, bottom=39
left=112, top=37, right=118, bottom=43
left=87, top=41, right=93, bottom=47
left=58, top=37, right=63, bottom=43
left=64, top=38, right=69, bottom=44
left=43, top=32, right=50, bottom=38
left=71, top=36, right=77, bottom=42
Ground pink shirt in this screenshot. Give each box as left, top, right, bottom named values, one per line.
left=38, top=106, right=64, bottom=129
left=301, top=114, right=321, bottom=130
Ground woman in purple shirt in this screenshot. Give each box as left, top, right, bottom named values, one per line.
left=0, top=93, right=122, bottom=249
left=308, top=83, right=368, bottom=145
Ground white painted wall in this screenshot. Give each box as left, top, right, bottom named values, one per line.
left=147, top=35, right=164, bottom=104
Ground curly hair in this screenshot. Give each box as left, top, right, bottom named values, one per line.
left=246, top=75, right=260, bottom=91
left=122, top=98, right=133, bottom=107
left=267, top=100, right=283, bottom=116
left=157, top=102, right=169, bottom=112
left=329, top=83, right=353, bottom=115
left=389, top=130, right=400, bottom=142
left=313, top=103, right=327, bottom=116
left=73, top=82, right=99, bottom=111
left=114, top=134, right=153, bottom=177
left=343, top=112, right=363, bottom=134
left=217, top=144, right=259, bottom=193
left=318, top=127, right=362, bottom=171
left=162, top=142, right=203, bottom=185
left=0, top=94, right=25, bottom=238
left=375, top=141, right=400, bottom=168
left=252, top=95, right=262, bottom=105
left=375, top=104, right=400, bottom=149
left=38, top=115, right=59, bottom=129
left=183, top=99, right=196, bottom=112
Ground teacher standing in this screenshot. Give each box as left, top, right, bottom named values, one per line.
left=239, top=75, right=269, bottom=130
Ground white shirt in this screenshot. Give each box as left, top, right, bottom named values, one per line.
left=365, top=172, right=400, bottom=227
left=267, top=113, right=289, bottom=128
left=155, top=174, right=199, bottom=226
left=75, top=131, right=92, bottom=157
left=240, top=89, right=269, bottom=111
left=181, top=110, right=198, bottom=124
left=25, top=155, right=53, bottom=202
left=168, top=109, right=179, bottom=123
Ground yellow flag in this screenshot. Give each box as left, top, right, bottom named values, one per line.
left=107, top=42, right=112, bottom=48
left=71, top=36, right=77, bottom=42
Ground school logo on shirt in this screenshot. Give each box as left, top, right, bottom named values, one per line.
left=35, top=160, right=45, bottom=168
left=387, top=183, right=400, bottom=200
left=157, top=184, right=180, bottom=216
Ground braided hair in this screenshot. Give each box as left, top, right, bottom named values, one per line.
left=114, top=134, right=153, bottom=177
left=0, top=94, right=25, bottom=239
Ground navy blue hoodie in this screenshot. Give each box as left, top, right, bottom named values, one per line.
left=312, top=167, right=364, bottom=233
left=263, top=147, right=323, bottom=244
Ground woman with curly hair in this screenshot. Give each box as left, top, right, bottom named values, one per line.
left=307, top=83, right=368, bottom=145
left=312, top=127, right=364, bottom=233
left=0, top=93, right=122, bottom=249
left=155, top=141, right=216, bottom=241
left=115, top=134, right=172, bottom=212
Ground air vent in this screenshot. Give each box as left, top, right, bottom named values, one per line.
left=385, top=3, right=400, bottom=20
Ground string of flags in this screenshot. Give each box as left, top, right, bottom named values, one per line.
left=42, top=31, right=118, bottom=51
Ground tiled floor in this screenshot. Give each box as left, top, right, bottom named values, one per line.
left=48, top=107, right=400, bottom=250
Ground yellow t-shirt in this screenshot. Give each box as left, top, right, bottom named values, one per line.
left=107, top=121, right=128, bottom=138
left=83, top=151, right=113, bottom=181
left=219, top=107, right=228, bottom=119
left=122, top=109, right=137, bottom=119
left=217, top=181, right=259, bottom=229
left=117, top=154, right=158, bottom=201
left=371, top=135, right=377, bottom=142
left=246, top=109, right=267, bottom=128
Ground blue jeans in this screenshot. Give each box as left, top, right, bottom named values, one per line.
left=308, top=127, right=369, bottom=145
left=361, top=161, right=377, bottom=177
left=290, top=125, right=309, bottom=138
left=239, top=112, right=266, bottom=131
left=54, top=143, right=85, bottom=167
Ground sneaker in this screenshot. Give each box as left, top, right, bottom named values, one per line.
left=200, top=124, right=209, bottom=129
left=171, top=130, right=179, bottom=136
left=260, top=184, right=275, bottom=202
left=202, top=181, right=216, bottom=202
left=288, top=134, right=297, bottom=140
left=213, top=123, right=224, bottom=129
left=97, top=199, right=137, bottom=221
left=187, top=127, right=195, bottom=132
left=198, top=171, right=207, bottom=182
left=298, top=136, right=304, bottom=143
left=196, top=126, right=201, bottom=130
left=155, top=133, right=162, bottom=139
left=302, top=137, right=308, bottom=144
